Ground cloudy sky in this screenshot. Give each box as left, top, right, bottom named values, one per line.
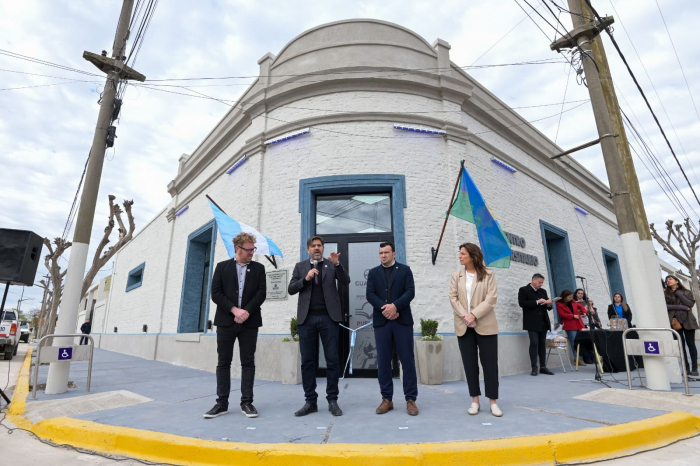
left=1, top=0, right=699, bottom=309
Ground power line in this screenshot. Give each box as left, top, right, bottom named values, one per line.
left=130, top=80, right=589, bottom=140
left=142, top=58, right=568, bottom=82
left=606, top=0, right=700, bottom=188
left=655, top=0, right=700, bottom=126
left=0, top=49, right=99, bottom=77
left=62, top=152, right=91, bottom=240
left=582, top=0, right=700, bottom=208
left=469, top=2, right=544, bottom=65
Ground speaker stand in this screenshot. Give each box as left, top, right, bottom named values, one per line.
left=0, top=282, right=10, bottom=407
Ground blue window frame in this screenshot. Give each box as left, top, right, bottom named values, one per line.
left=539, top=221, right=576, bottom=300
left=177, top=219, right=217, bottom=333
left=299, top=174, right=407, bottom=263
left=602, top=248, right=626, bottom=300
left=125, top=262, right=146, bottom=292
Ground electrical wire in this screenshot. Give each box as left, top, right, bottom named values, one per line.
left=0, top=49, right=99, bottom=77
left=0, top=412, right=176, bottom=465
left=62, top=152, right=91, bottom=240
left=130, top=81, right=590, bottom=140
left=582, top=0, right=700, bottom=208
left=607, top=0, right=700, bottom=189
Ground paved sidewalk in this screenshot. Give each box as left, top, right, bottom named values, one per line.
left=25, top=348, right=698, bottom=445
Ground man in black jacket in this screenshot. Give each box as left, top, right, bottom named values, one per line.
left=204, top=232, right=267, bottom=419
left=518, top=273, right=554, bottom=376
left=288, top=236, right=350, bottom=417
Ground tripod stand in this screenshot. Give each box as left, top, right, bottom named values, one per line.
left=0, top=282, right=11, bottom=407
left=568, top=276, right=608, bottom=387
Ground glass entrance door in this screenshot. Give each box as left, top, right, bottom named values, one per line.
left=313, top=192, right=396, bottom=378
left=315, top=235, right=398, bottom=378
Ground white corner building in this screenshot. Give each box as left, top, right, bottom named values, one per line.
left=93, top=19, right=636, bottom=381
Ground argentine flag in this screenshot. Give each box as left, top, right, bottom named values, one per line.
left=208, top=200, right=284, bottom=258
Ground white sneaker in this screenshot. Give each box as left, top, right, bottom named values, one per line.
left=490, top=403, right=503, bottom=417
left=468, top=403, right=480, bottom=415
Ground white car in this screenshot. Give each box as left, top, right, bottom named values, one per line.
left=20, top=322, right=30, bottom=343
left=0, top=310, right=20, bottom=360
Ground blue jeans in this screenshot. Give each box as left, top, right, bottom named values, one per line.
left=567, top=330, right=578, bottom=358
left=298, top=314, right=340, bottom=403
left=374, top=320, right=418, bottom=402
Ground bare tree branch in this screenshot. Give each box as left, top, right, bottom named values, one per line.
left=81, top=196, right=136, bottom=298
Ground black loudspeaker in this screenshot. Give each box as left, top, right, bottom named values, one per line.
left=0, top=229, right=44, bottom=286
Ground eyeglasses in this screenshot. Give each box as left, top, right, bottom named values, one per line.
left=237, top=246, right=257, bottom=254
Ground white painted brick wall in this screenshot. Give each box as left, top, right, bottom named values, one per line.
left=104, top=90, right=630, bottom=339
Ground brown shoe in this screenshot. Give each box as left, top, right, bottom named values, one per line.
left=407, top=400, right=419, bottom=416
left=376, top=398, right=393, bottom=414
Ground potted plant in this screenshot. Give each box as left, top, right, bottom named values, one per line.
left=280, top=317, right=302, bottom=385
left=415, top=318, right=444, bottom=385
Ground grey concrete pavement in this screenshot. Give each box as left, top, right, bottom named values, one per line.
left=24, top=347, right=697, bottom=445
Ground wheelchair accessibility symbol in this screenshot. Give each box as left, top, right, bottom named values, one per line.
left=644, top=341, right=660, bottom=355
left=58, top=347, right=73, bottom=360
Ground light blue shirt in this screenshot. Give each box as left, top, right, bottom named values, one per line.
left=614, top=303, right=624, bottom=319
left=235, top=261, right=248, bottom=308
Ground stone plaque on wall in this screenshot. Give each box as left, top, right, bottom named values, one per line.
left=266, top=270, right=288, bottom=300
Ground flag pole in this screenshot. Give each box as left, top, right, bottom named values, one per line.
left=206, top=194, right=278, bottom=269
left=431, top=160, right=465, bottom=265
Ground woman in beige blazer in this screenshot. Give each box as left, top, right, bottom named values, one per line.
left=449, top=242, right=501, bottom=417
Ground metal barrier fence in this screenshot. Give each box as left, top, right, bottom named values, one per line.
left=622, top=328, right=690, bottom=396
left=32, top=333, right=94, bottom=400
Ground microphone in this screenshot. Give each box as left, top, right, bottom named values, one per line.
left=576, top=275, right=586, bottom=280
left=312, top=260, right=319, bottom=284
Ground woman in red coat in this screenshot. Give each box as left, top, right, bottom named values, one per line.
left=556, top=289, right=587, bottom=366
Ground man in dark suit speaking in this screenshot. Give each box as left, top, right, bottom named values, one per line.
left=518, top=273, right=554, bottom=376
left=289, top=236, right=350, bottom=417
left=204, top=232, right=266, bottom=419
left=366, top=241, right=418, bottom=416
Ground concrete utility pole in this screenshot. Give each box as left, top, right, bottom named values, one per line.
left=45, top=0, right=145, bottom=394
left=551, top=0, right=676, bottom=390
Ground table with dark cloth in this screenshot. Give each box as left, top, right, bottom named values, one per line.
left=573, top=329, right=644, bottom=373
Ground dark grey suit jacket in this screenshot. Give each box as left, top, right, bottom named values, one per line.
left=288, top=259, right=350, bottom=325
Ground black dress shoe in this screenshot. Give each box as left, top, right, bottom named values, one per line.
left=540, top=367, right=555, bottom=375
left=328, top=400, right=343, bottom=416
left=294, top=402, right=318, bottom=417
left=531, top=368, right=539, bottom=376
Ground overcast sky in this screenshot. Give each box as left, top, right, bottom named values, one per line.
left=1, top=0, right=699, bottom=309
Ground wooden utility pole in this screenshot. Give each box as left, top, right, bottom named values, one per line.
left=551, top=0, right=675, bottom=390
left=45, top=0, right=146, bottom=394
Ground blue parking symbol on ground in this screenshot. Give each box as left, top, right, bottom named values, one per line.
left=644, top=341, right=660, bottom=355
left=58, top=347, right=73, bottom=360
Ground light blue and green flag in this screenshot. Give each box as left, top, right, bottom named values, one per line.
left=450, top=166, right=511, bottom=268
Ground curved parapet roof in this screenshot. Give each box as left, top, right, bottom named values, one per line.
left=269, top=19, right=438, bottom=82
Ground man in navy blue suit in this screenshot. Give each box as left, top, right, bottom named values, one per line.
left=366, top=242, right=418, bottom=416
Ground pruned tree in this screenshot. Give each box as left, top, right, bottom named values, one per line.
left=40, top=195, right=135, bottom=339
left=81, top=195, right=135, bottom=298
left=650, top=218, right=700, bottom=304
left=40, top=237, right=71, bottom=339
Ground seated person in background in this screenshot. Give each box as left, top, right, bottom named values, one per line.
left=574, top=289, right=600, bottom=364
left=607, top=293, right=633, bottom=327
left=557, top=289, right=588, bottom=366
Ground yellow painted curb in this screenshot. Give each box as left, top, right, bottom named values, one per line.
left=27, top=412, right=700, bottom=466
left=9, top=347, right=700, bottom=465
left=7, top=346, right=33, bottom=430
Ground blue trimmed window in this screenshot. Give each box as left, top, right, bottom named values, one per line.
left=299, top=175, right=407, bottom=263
left=602, top=248, right=626, bottom=300
left=125, top=263, right=146, bottom=292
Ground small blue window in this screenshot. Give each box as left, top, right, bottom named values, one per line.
left=126, top=262, right=146, bottom=292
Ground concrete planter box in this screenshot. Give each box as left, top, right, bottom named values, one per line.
left=415, top=340, right=444, bottom=385
left=280, top=340, right=302, bottom=385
